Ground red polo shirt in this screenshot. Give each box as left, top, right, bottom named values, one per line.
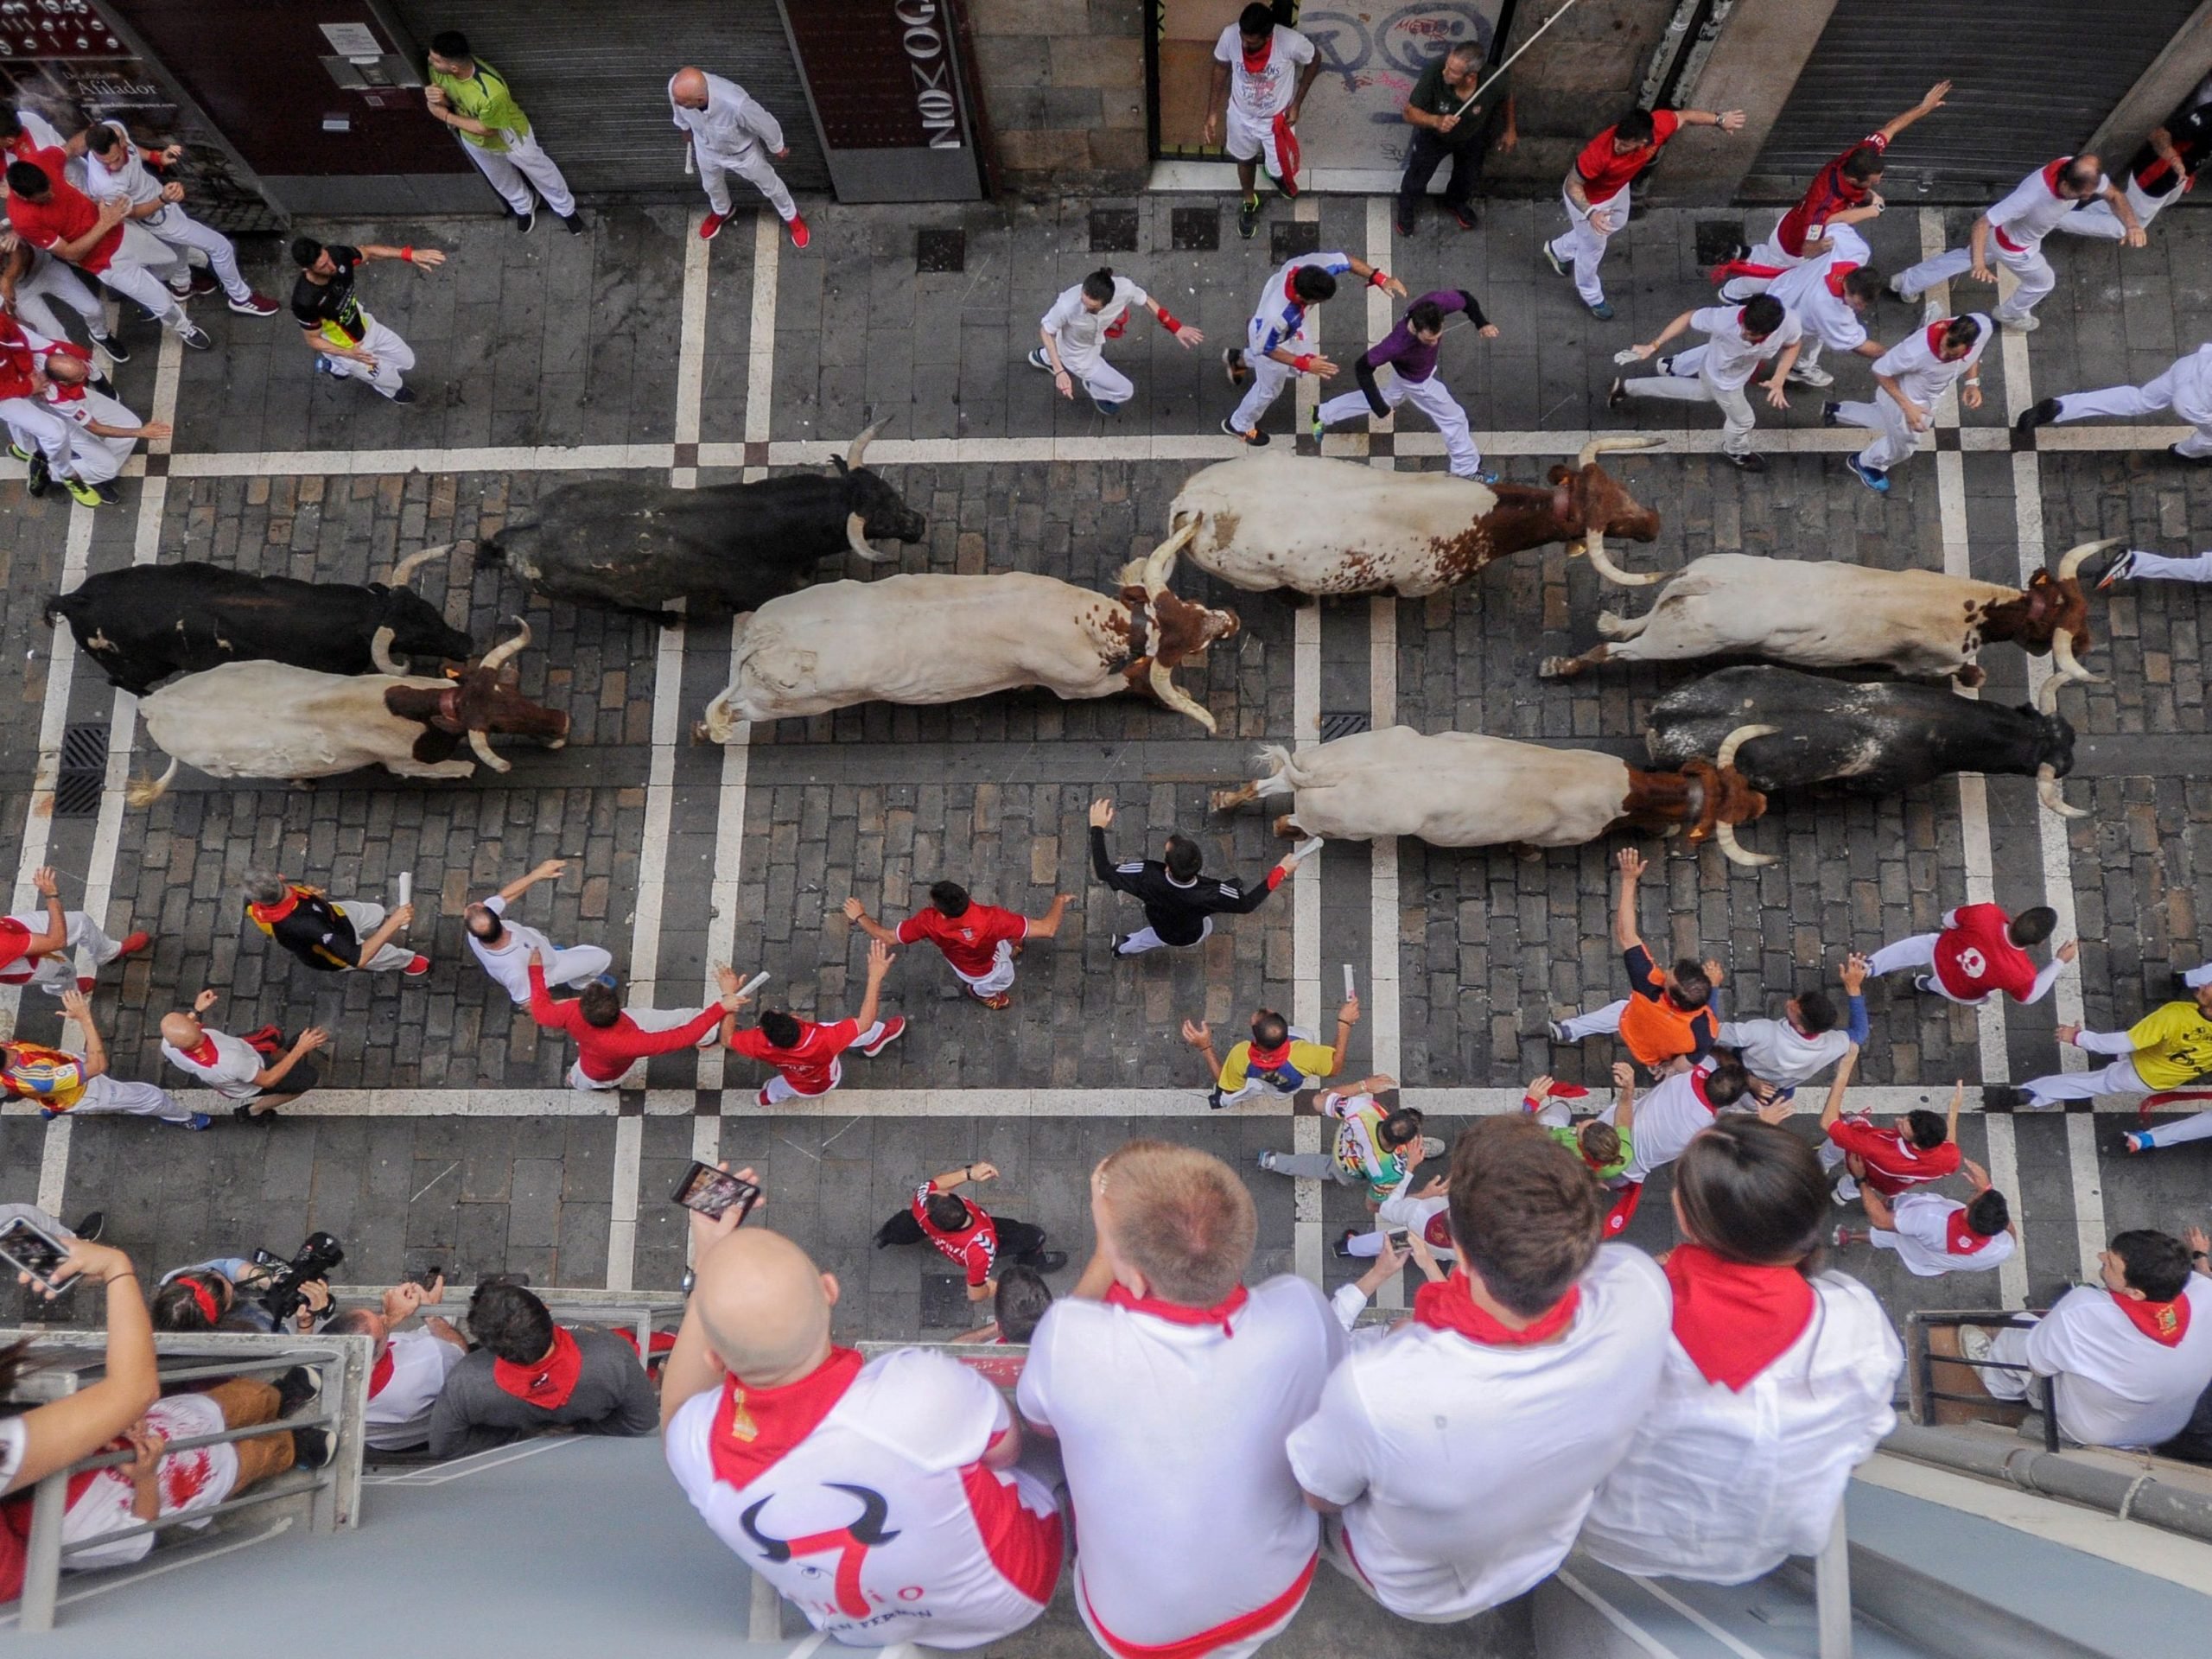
left=5, top=147, right=121, bottom=272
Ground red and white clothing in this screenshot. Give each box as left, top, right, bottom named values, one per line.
left=1546, top=111, right=1683, bottom=308
left=1834, top=315, right=1993, bottom=474
left=1892, top=158, right=2107, bottom=321
left=1820, top=1116, right=1960, bottom=1198
left=0, top=312, right=73, bottom=480
left=1982, top=1277, right=2212, bottom=1447
left=667, top=1345, right=1060, bottom=1648
left=1287, top=1248, right=1669, bottom=1622
left=1580, top=1249, right=1900, bottom=1583
left=79, top=119, right=253, bottom=305
left=912, top=1181, right=998, bottom=1289
left=160, top=1023, right=273, bottom=1101
left=1759, top=225, right=1872, bottom=372
left=1617, top=304, right=1802, bottom=459
left=729, top=1014, right=893, bottom=1105
left=1212, top=24, right=1314, bottom=177
left=897, top=904, right=1027, bottom=998
left=528, top=960, right=722, bottom=1090
left=2049, top=341, right=2212, bottom=461
left=0, top=907, right=125, bottom=996
left=1040, top=274, right=1152, bottom=407
left=46, top=1394, right=240, bottom=1571
left=365, top=1325, right=467, bottom=1449
left=669, top=71, right=796, bottom=224
left=1018, top=1275, right=1343, bottom=1659
left=1868, top=903, right=2066, bottom=1006
left=1870, top=1192, right=2016, bottom=1278
left=1343, top=1166, right=1455, bottom=1262
left=1770, top=130, right=1888, bottom=265
left=4, top=143, right=191, bottom=334
left=1605, top=1061, right=1724, bottom=1184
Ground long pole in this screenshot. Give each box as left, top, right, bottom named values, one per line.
left=1453, top=0, right=1590, bottom=116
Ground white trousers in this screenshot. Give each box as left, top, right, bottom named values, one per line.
left=1547, top=181, right=1628, bottom=308
left=1865, top=932, right=1980, bottom=1003
left=1115, top=916, right=1212, bottom=956
left=325, top=315, right=415, bottom=397
left=1558, top=998, right=1629, bottom=1041
left=1834, top=390, right=1923, bottom=474
left=1054, top=344, right=1134, bottom=406
left=499, top=941, right=613, bottom=1002
left=463, top=131, right=576, bottom=219
left=2052, top=175, right=2169, bottom=241
left=1622, top=350, right=1757, bottom=455
left=1230, top=351, right=1298, bottom=433
left=1892, top=238, right=2054, bottom=318
left=67, top=1073, right=189, bottom=1123
left=1224, top=105, right=1287, bottom=178
left=699, top=146, right=795, bottom=222
left=11, top=249, right=109, bottom=344
left=948, top=939, right=1018, bottom=998
left=2055, top=365, right=2212, bottom=458
left=0, top=396, right=73, bottom=474
left=2130, top=549, right=2212, bottom=581
left=334, top=899, right=416, bottom=972
left=2137, top=1107, right=2212, bottom=1148
left=2018, top=1054, right=2152, bottom=1109
left=1318, top=371, right=1481, bottom=476
left=60, top=388, right=141, bottom=485
left=144, top=204, right=250, bottom=304
left=90, top=224, right=188, bottom=330
left=1718, top=226, right=1802, bottom=302
left=1980, top=1323, right=2038, bottom=1402
left=0, top=910, right=122, bottom=996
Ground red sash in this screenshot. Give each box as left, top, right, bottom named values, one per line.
left=2114, top=1289, right=2191, bottom=1348
left=1412, top=1270, right=1580, bottom=1346
left=1602, top=1180, right=1643, bottom=1237
left=1103, top=1281, right=1249, bottom=1338
left=1082, top=1550, right=1316, bottom=1659
left=491, top=1324, right=583, bottom=1408
left=1271, top=112, right=1301, bottom=184
left=1664, top=1243, right=1815, bottom=1390
left=369, top=1347, right=395, bottom=1398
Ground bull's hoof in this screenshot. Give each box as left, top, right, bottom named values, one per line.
left=1536, top=656, right=1577, bottom=680
left=1270, top=814, right=1300, bottom=838
left=1956, top=664, right=1986, bottom=690
left=689, top=721, right=711, bottom=744
left=1209, top=786, right=1249, bottom=813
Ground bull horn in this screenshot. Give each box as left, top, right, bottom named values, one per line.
left=1714, top=721, right=1780, bottom=774
left=479, top=617, right=531, bottom=673
left=1147, top=658, right=1217, bottom=733
left=1139, top=520, right=1200, bottom=595
left=845, top=512, right=892, bottom=563
left=1713, top=817, right=1777, bottom=868
left=1577, top=525, right=1661, bottom=588
left=388, top=543, right=455, bottom=588
left=1574, top=433, right=1666, bottom=468
left=467, top=728, right=512, bottom=774
left=2037, top=763, right=2086, bottom=819
left=369, top=626, right=408, bottom=677
left=2056, top=536, right=2125, bottom=582
left=2050, top=626, right=2099, bottom=684
left=2036, top=673, right=2069, bottom=715
left=844, top=418, right=888, bottom=471
left=124, top=757, right=180, bottom=810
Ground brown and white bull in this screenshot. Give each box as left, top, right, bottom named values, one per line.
left=1166, top=436, right=1667, bottom=597
left=128, top=621, right=569, bottom=804
left=1207, top=724, right=1771, bottom=862
left=1538, top=538, right=2120, bottom=687
left=701, top=530, right=1239, bottom=740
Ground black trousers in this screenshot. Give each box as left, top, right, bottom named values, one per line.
left=875, top=1210, right=1047, bottom=1261
left=1396, top=130, right=1486, bottom=218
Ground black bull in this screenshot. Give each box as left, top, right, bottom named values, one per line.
left=44, top=563, right=474, bottom=698
left=480, top=465, right=927, bottom=620
left=1645, top=666, right=2075, bottom=797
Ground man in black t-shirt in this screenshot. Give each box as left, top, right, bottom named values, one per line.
left=2058, top=95, right=2211, bottom=242
left=243, top=871, right=426, bottom=977
left=1395, top=40, right=1516, bottom=235
left=1088, top=798, right=1317, bottom=956
left=290, top=236, right=446, bottom=404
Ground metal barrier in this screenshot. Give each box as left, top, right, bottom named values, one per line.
left=323, top=1285, right=684, bottom=1357
left=1903, top=1309, right=2063, bottom=1452
left=0, top=1327, right=373, bottom=1632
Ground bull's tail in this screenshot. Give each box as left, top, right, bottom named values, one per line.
left=474, top=529, right=508, bottom=566
left=40, top=594, right=63, bottom=630
left=1254, top=742, right=1308, bottom=796
left=124, top=757, right=179, bottom=810
left=1594, top=607, right=1652, bottom=641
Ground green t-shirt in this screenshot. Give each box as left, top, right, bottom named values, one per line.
left=1407, top=58, right=1506, bottom=150
left=430, top=60, right=531, bottom=154
left=1545, top=1121, right=1631, bottom=1183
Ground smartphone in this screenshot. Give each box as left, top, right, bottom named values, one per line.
left=672, top=1161, right=761, bottom=1224
left=408, top=1263, right=444, bottom=1290
left=1384, top=1229, right=1410, bottom=1250
left=0, top=1217, right=74, bottom=1297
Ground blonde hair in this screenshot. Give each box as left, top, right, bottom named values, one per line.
left=1100, top=1140, right=1255, bottom=1306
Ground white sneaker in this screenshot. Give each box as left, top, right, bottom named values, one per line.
left=1887, top=275, right=1916, bottom=301
left=1787, top=362, right=1834, bottom=387
left=1957, top=1325, right=1997, bottom=1364
left=1993, top=308, right=2040, bottom=332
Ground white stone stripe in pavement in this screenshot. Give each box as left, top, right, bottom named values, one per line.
left=671, top=207, right=713, bottom=487
left=605, top=1114, right=645, bottom=1293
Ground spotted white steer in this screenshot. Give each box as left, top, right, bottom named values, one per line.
left=1167, top=436, right=1665, bottom=596
left=702, top=534, right=1239, bottom=738
left=1209, top=725, right=1770, bottom=863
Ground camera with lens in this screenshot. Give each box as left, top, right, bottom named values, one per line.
left=253, top=1230, right=345, bottom=1328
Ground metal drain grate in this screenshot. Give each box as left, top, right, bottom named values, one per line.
left=1318, top=711, right=1371, bottom=741
left=1170, top=206, right=1219, bottom=251
left=53, top=722, right=107, bottom=817
left=1694, top=219, right=1746, bottom=269
left=1088, top=207, right=1138, bottom=252
left=916, top=226, right=966, bottom=273
left=919, top=1271, right=973, bottom=1332
left=1270, top=220, right=1320, bottom=264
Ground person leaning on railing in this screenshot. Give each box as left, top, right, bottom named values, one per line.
left=0, top=1235, right=160, bottom=1601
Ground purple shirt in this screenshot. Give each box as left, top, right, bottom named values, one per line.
left=1361, top=289, right=1478, bottom=384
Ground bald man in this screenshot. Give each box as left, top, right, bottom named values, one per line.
left=662, top=1196, right=1060, bottom=1647
left=159, top=989, right=327, bottom=1120
left=669, top=67, right=807, bottom=249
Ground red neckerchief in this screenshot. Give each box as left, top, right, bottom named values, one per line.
left=1413, top=1269, right=1580, bottom=1347
left=369, top=1347, right=396, bottom=1398
left=1241, top=40, right=1274, bottom=74
left=2040, top=156, right=2071, bottom=194
left=1246, top=1037, right=1294, bottom=1071
left=1104, top=1281, right=1250, bottom=1338
left=44, top=378, right=85, bottom=404
left=248, top=889, right=302, bottom=925
left=2113, top=1289, right=2191, bottom=1348
left=1925, top=321, right=1953, bottom=355
left=1822, top=259, right=1861, bottom=298
left=705, top=1344, right=864, bottom=1488
left=491, top=1325, right=583, bottom=1408
left=1663, top=1243, right=1815, bottom=1390
left=184, top=1034, right=222, bottom=1068
left=1686, top=1066, right=1722, bottom=1114
left=1945, top=1209, right=1997, bottom=1255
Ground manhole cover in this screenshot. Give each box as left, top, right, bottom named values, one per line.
left=54, top=722, right=107, bottom=818
left=1694, top=219, right=1745, bottom=270
left=1171, top=206, right=1219, bottom=251
left=1318, top=711, right=1371, bottom=741
left=916, top=226, right=965, bottom=273
left=919, top=1270, right=974, bottom=1332
left=1089, top=207, right=1139, bottom=252
left=1270, top=220, right=1321, bottom=264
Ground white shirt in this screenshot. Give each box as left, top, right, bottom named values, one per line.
left=1580, top=1273, right=1901, bottom=1583
left=1717, top=1016, right=1853, bottom=1090
left=2164, top=342, right=2212, bottom=428
left=1605, top=1064, right=1719, bottom=1183
left=1764, top=226, right=1871, bottom=353
left=1871, top=315, right=1992, bottom=410
left=365, top=1325, right=466, bottom=1449
left=1987, top=160, right=2107, bottom=248
left=466, top=894, right=559, bottom=1004
left=1875, top=1192, right=2016, bottom=1277
left=1688, top=305, right=1803, bottom=391
left=160, top=1027, right=266, bottom=1099
left=667, top=1347, right=1058, bottom=1648
left=670, top=73, right=784, bottom=165
left=78, top=122, right=171, bottom=223
left=1287, top=1247, right=1670, bottom=1623
left=45, top=385, right=137, bottom=438
left=1018, top=1276, right=1343, bottom=1653
left=0, top=1414, right=25, bottom=1492
left=2024, top=1277, right=2212, bottom=1447
left=1040, top=275, right=1149, bottom=364
left=1213, top=25, right=1315, bottom=123
left=60, top=1394, right=239, bottom=1571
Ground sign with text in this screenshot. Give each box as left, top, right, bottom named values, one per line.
left=778, top=0, right=982, bottom=201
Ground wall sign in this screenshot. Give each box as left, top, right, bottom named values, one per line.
left=778, top=0, right=982, bottom=201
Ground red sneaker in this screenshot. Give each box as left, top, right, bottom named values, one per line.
left=698, top=211, right=728, bottom=242
left=787, top=213, right=810, bottom=250
left=970, top=989, right=1013, bottom=1011
left=75, top=976, right=94, bottom=993
left=404, top=954, right=431, bottom=976
left=227, top=292, right=281, bottom=318
left=861, top=1014, right=906, bottom=1057
left=116, top=930, right=151, bottom=957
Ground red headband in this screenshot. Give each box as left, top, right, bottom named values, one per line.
left=185, top=1276, right=219, bottom=1324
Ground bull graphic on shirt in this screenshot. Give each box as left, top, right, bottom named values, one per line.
left=739, top=1483, right=900, bottom=1618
